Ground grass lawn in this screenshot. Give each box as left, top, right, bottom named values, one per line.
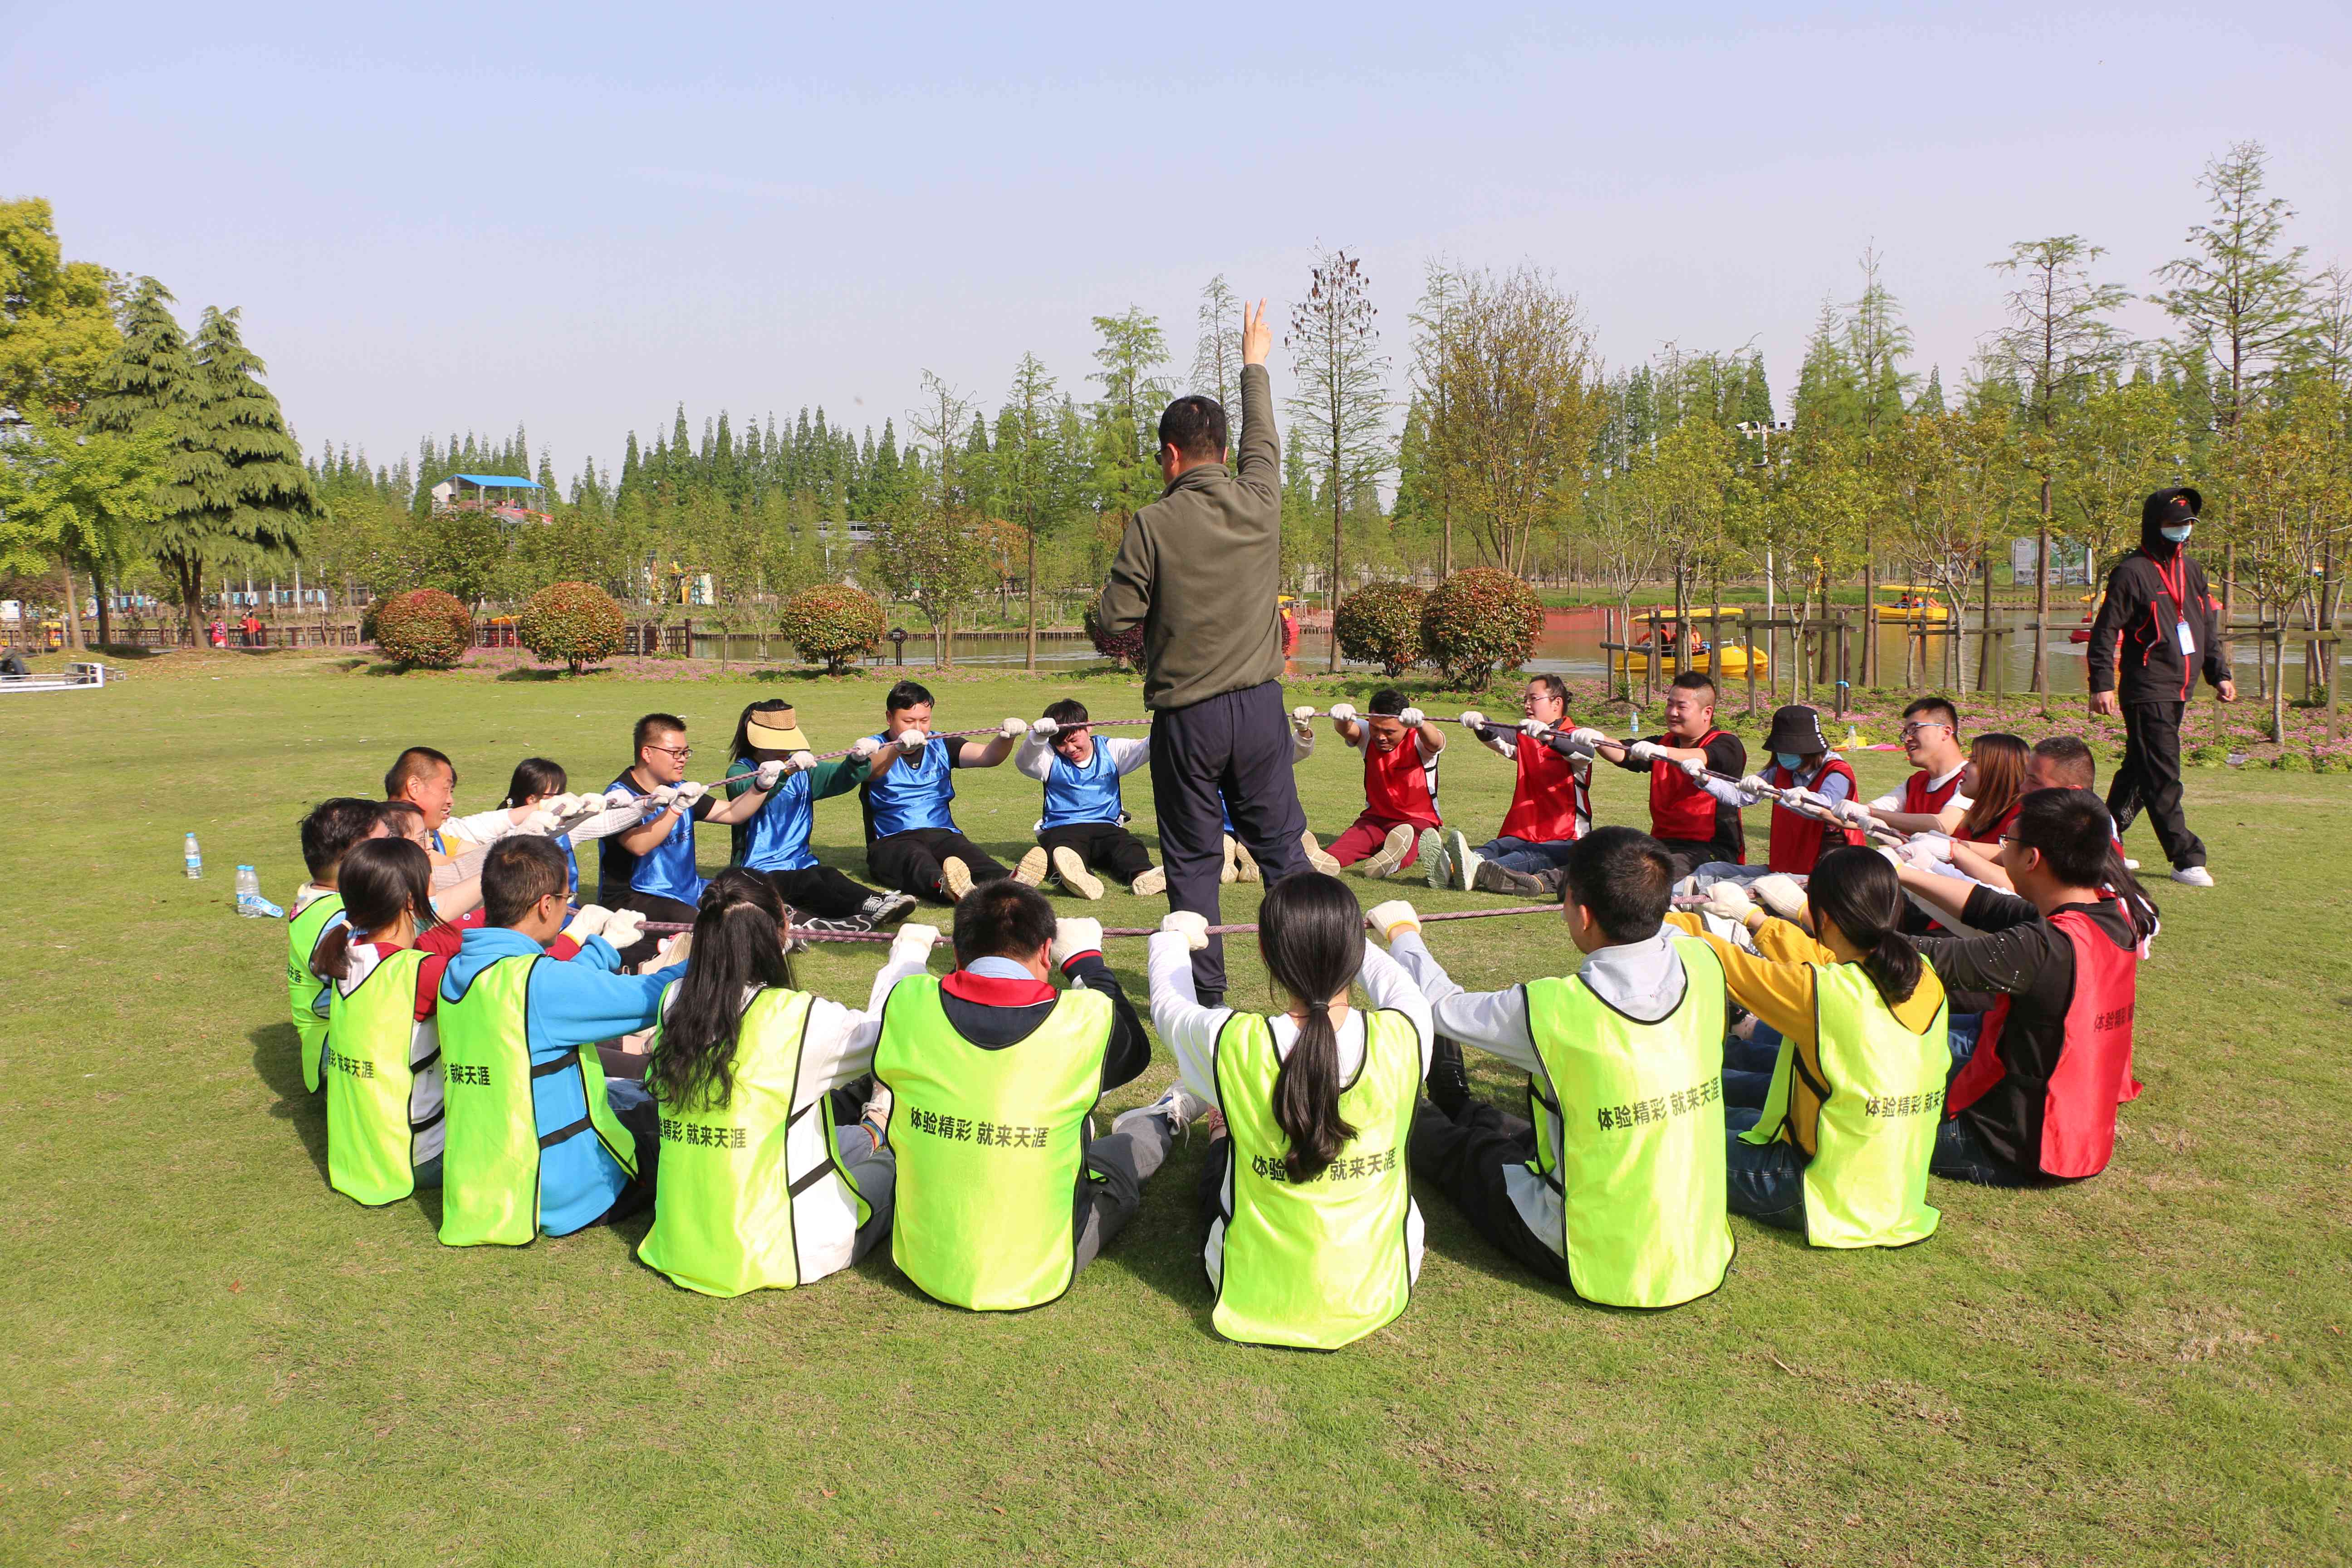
left=5, top=648, right=2348, bottom=1566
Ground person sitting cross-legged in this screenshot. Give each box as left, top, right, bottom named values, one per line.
left=637, top=870, right=931, bottom=1297
left=858, top=680, right=1039, bottom=905
left=1011, top=698, right=1167, bottom=901
left=1374, top=826, right=1734, bottom=1309
left=1309, top=688, right=1445, bottom=879
left=1147, top=873, right=1434, bottom=1351
left=872, top=882, right=1195, bottom=1311
left=1421, top=673, right=1593, bottom=897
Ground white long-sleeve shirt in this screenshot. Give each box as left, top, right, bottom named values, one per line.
left=1146, top=931, right=1435, bottom=1286
left=1013, top=731, right=1153, bottom=783
left=1385, top=928, right=1689, bottom=1258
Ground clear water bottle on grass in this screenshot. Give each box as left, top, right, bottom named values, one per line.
left=235, top=865, right=284, bottom=919
left=185, top=832, right=203, bottom=879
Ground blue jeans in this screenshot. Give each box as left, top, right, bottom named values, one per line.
left=1476, top=835, right=1579, bottom=877
left=832, top=1124, right=897, bottom=1262
left=1723, top=1106, right=1806, bottom=1230
left=1724, top=1023, right=1783, bottom=1109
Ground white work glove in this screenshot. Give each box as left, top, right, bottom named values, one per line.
left=1398, top=706, right=1425, bottom=727
left=751, top=758, right=787, bottom=790
left=1328, top=702, right=1357, bottom=723
left=1738, top=774, right=1771, bottom=796
left=1159, top=910, right=1211, bottom=951
left=1627, top=740, right=1661, bottom=764
left=1459, top=710, right=1486, bottom=730
left=639, top=784, right=679, bottom=818
left=519, top=808, right=564, bottom=837
left=602, top=908, right=650, bottom=951
left=1029, top=715, right=1059, bottom=737
left=1751, top=874, right=1809, bottom=923
left=1364, top=899, right=1422, bottom=941
left=554, top=794, right=605, bottom=830
left=602, top=785, right=637, bottom=810
left=1781, top=788, right=1827, bottom=817
left=894, top=730, right=928, bottom=755
left=788, top=750, right=815, bottom=774
left=672, top=781, right=707, bottom=808
left=1833, top=798, right=1875, bottom=829
left=1519, top=715, right=1551, bottom=736
left=890, top=922, right=942, bottom=964
left=998, top=715, right=1026, bottom=740
left=1676, top=756, right=1710, bottom=784
left=1698, top=882, right=1754, bottom=924
left=1049, top=917, right=1105, bottom=969
left=849, top=735, right=881, bottom=761
left=1568, top=727, right=1607, bottom=750
left=1293, top=705, right=1317, bottom=723
left=560, top=904, right=612, bottom=942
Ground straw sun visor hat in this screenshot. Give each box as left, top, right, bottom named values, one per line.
left=745, top=705, right=813, bottom=753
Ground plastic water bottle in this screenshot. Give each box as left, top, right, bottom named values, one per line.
left=1627, top=710, right=1644, bottom=739
left=1844, top=722, right=1863, bottom=750
left=235, top=865, right=280, bottom=919
left=184, top=832, right=203, bottom=879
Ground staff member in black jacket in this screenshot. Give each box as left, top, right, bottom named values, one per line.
left=2087, top=487, right=2236, bottom=887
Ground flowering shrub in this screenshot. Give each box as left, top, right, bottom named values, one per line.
left=1419, top=568, right=1544, bottom=687
left=1084, top=596, right=1146, bottom=670
left=517, top=581, right=624, bottom=673
left=1334, top=582, right=1428, bottom=676
left=779, top=584, right=886, bottom=676
left=372, top=588, right=473, bottom=669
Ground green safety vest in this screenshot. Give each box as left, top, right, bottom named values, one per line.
left=639, top=986, right=873, bottom=1297
left=436, top=954, right=639, bottom=1247
left=1210, top=1008, right=1421, bottom=1351
left=287, top=892, right=345, bottom=1093
left=1743, top=961, right=1946, bottom=1249
left=1524, top=936, right=1733, bottom=1309
left=323, top=946, right=432, bottom=1206
left=873, top=974, right=1113, bottom=1311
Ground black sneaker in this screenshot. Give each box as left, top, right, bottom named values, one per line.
left=1428, top=1035, right=1472, bottom=1120
left=859, top=891, right=918, bottom=925
left=1472, top=860, right=1558, bottom=899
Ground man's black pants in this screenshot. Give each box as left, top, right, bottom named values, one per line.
left=1038, top=820, right=1155, bottom=887
left=613, top=890, right=697, bottom=968
left=765, top=863, right=882, bottom=920
left=1148, top=680, right=1307, bottom=995
left=867, top=828, right=1010, bottom=902
left=1407, top=1098, right=1570, bottom=1285
left=2108, top=701, right=2206, bottom=870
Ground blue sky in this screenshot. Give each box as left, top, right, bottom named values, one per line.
left=7, top=1, right=2346, bottom=482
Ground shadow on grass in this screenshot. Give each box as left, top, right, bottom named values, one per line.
left=86, top=643, right=167, bottom=661
left=251, top=1021, right=329, bottom=1181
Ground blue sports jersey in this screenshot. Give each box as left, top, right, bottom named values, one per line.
left=862, top=734, right=959, bottom=837
left=739, top=769, right=819, bottom=872
left=1041, top=741, right=1127, bottom=829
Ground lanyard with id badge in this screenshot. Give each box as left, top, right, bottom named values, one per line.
left=2156, top=555, right=2196, bottom=655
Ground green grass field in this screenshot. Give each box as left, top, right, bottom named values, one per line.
left=5, top=649, right=2349, bottom=1566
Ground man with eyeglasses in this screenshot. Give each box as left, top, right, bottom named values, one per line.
left=601, top=711, right=780, bottom=964
left=1856, top=696, right=1972, bottom=837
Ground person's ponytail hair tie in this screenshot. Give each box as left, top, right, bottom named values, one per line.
left=1256, top=873, right=1365, bottom=1183
left=310, top=837, right=438, bottom=986
left=1807, top=848, right=1921, bottom=1008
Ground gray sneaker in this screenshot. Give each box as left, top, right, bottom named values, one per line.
left=1114, top=1082, right=1212, bottom=1140
left=859, top=891, right=919, bottom=925
left=1473, top=859, right=1555, bottom=898
left=1420, top=828, right=1451, bottom=889
left=1448, top=829, right=1479, bottom=892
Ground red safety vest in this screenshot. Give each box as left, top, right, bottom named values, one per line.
left=1946, top=907, right=2141, bottom=1179
left=1362, top=734, right=1441, bottom=829
left=1498, top=738, right=1587, bottom=844
left=1763, top=757, right=1864, bottom=873
left=1902, top=767, right=1965, bottom=818
left=1649, top=729, right=1729, bottom=847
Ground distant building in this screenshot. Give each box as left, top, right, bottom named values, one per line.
left=429, top=474, right=551, bottom=524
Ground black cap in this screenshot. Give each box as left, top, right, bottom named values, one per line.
left=1762, top=704, right=1829, bottom=757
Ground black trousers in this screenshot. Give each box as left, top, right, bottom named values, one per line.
left=613, top=889, right=697, bottom=968
left=2109, top=701, right=2206, bottom=870
left=764, top=863, right=882, bottom=920
left=1039, top=820, right=1155, bottom=886
left=1407, top=1098, right=1569, bottom=1285
left=1148, top=680, right=1308, bottom=995
left=867, top=828, right=1010, bottom=902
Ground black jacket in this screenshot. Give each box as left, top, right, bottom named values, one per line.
left=2087, top=492, right=2229, bottom=705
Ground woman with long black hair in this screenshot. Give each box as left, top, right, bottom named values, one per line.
left=721, top=699, right=916, bottom=932
left=1668, top=847, right=1950, bottom=1248
left=1147, top=872, right=1434, bottom=1350
left=637, top=868, right=936, bottom=1296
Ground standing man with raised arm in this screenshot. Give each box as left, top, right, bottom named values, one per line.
left=1099, top=298, right=1303, bottom=1007
left=2088, top=486, right=2235, bottom=887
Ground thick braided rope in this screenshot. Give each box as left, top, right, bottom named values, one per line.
left=634, top=899, right=1611, bottom=944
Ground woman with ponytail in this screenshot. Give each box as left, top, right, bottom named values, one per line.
left=637, top=868, right=935, bottom=1297
left=1147, top=872, right=1434, bottom=1350
left=1667, top=846, right=1951, bottom=1248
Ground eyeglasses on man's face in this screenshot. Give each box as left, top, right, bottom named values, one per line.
left=648, top=744, right=692, bottom=760
left=1899, top=722, right=1951, bottom=739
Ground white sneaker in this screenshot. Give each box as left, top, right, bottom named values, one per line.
left=2123, top=858, right=2141, bottom=871
left=1051, top=845, right=1104, bottom=900
left=2170, top=865, right=2215, bottom=887
left=1357, top=823, right=1415, bottom=878
left=859, top=1081, right=894, bottom=1148
left=939, top=857, right=975, bottom=901
left=1012, top=846, right=1049, bottom=888
left=1447, top=829, right=1478, bottom=892
left=1114, top=1082, right=1211, bottom=1140
left=1420, top=827, right=1451, bottom=889
left=1130, top=865, right=1166, bottom=898
left=1300, top=829, right=1341, bottom=876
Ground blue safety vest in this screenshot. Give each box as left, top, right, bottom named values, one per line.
left=1040, top=742, right=1125, bottom=830
left=862, top=734, right=958, bottom=838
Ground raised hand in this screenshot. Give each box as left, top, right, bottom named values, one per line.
left=1242, top=298, right=1272, bottom=368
